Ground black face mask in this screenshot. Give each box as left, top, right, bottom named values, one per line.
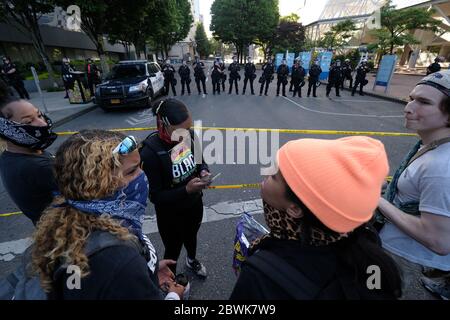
left=0, top=113, right=57, bottom=150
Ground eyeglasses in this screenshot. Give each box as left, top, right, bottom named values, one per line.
left=113, top=136, right=137, bottom=155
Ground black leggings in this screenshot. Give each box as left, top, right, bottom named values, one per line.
left=156, top=198, right=204, bottom=272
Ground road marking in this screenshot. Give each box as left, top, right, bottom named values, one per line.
left=0, top=199, right=263, bottom=261
left=55, top=126, right=417, bottom=137
left=283, top=96, right=405, bottom=118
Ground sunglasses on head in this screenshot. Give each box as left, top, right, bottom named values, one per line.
left=112, top=136, right=137, bottom=155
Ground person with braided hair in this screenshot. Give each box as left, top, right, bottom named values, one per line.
left=140, top=98, right=211, bottom=278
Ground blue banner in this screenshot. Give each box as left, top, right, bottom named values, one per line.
left=299, top=51, right=312, bottom=75
left=286, top=53, right=295, bottom=72
left=318, top=51, right=333, bottom=81
left=275, top=53, right=284, bottom=70
left=375, top=55, right=397, bottom=87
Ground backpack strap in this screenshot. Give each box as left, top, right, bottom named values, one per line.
left=52, top=231, right=144, bottom=282
left=245, top=250, right=321, bottom=300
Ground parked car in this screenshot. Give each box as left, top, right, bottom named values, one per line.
left=95, top=60, right=165, bottom=110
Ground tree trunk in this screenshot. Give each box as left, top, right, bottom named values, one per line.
left=10, top=12, right=58, bottom=87
left=96, top=36, right=110, bottom=74
left=30, top=32, right=57, bottom=88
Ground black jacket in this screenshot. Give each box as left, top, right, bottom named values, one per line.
left=277, top=65, right=289, bottom=80
left=52, top=232, right=163, bottom=300
left=228, top=62, right=240, bottom=80
left=139, top=131, right=209, bottom=210
left=178, top=65, right=191, bottom=80
left=328, top=66, right=343, bottom=83
left=211, top=64, right=222, bottom=81
left=308, top=64, right=322, bottom=80
left=342, top=63, right=353, bottom=77
left=85, top=63, right=100, bottom=82
left=427, top=62, right=441, bottom=75
left=244, top=63, right=256, bottom=77
left=291, top=65, right=306, bottom=81
left=1, top=62, right=22, bottom=82
left=262, top=63, right=275, bottom=77
left=355, top=65, right=370, bottom=81
left=230, top=238, right=398, bottom=300
left=193, top=61, right=206, bottom=79
left=162, top=64, right=176, bottom=80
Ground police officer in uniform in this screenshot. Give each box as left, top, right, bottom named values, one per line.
left=326, top=59, right=343, bottom=98
left=193, top=56, right=207, bottom=95
left=1, top=56, right=29, bottom=99
left=307, top=60, right=322, bottom=98
left=242, top=57, right=256, bottom=95
left=291, top=58, right=306, bottom=98
left=61, top=57, right=75, bottom=99
left=162, top=59, right=176, bottom=96
left=85, top=58, right=101, bottom=97
left=211, top=60, right=223, bottom=95
left=352, top=60, right=370, bottom=96
left=427, top=57, right=441, bottom=75
left=341, top=58, right=353, bottom=89
left=228, top=56, right=240, bottom=94
left=219, top=59, right=226, bottom=91
left=276, top=59, right=289, bottom=97
left=178, top=60, right=191, bottom=95
left=259, top=58, right=275, bottom=96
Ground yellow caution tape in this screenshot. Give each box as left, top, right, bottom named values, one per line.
left=56, top=126, right=417, bottom=137
left=0, top=177, right=394, bottom=217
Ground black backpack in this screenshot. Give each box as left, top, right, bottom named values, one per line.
left=245, top=250, right=361, bottom=300
left=0, top=231, right=144, bottom=300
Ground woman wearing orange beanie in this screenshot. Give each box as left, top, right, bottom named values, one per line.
left=230, top=136, right=401, bottom=300
left=378, top=70, right=450, bottom=300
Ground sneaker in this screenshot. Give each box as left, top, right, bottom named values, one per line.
left=186, top=257, right=207, bottom=278
left=421, top=276, right=450, bottom=300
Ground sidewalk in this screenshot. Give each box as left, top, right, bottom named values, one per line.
left=362, top=72, right=424, bottom=104
left=27, top=90, right=97, bottom=128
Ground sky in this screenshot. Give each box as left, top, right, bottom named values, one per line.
left=199, top=0, right=430, bottom=37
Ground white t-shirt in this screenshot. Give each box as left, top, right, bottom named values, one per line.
left=380, top=142, right=450, bottom=271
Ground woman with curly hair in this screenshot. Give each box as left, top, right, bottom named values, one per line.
left=32, top=129, right=185, bottom=300
left=0, top=80, right=57, bottom=225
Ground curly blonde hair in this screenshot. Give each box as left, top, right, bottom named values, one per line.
left=32, top=130, right=137, bottom=292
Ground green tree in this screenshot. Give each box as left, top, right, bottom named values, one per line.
left=0, top=0, right=57, bottom=86
left=105, top=0, right=152, bottom=59
left=319, top=19, right=358, bottom=52
left=252, top=0, right=279, bottom=61
left=146, top=0, right=193, bottom=59
left=195, top=22, right=210, bottom=58
left=271, top=14, right=306, bottom=54
left=54, top=0, right=121, bottom=73
left=211, top=0, right=278, bottom=63
left=371, top=0, right=441, bottom=55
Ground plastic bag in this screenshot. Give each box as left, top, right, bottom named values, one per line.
left=232, top=213, right=269, bottom=274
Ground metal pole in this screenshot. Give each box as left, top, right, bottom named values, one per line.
left=31, top=66, right=48, bottom=114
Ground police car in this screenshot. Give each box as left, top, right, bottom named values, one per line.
left=95, top=60, right=165, bottom=110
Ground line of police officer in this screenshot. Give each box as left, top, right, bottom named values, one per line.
left=160, top=56, right=370, bottom=98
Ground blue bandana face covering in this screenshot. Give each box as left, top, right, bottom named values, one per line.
left=63, top=172, right=149, bottom=237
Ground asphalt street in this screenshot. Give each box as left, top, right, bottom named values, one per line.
left=0, top=75, right=433, bottom=299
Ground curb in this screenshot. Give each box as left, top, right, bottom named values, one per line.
left=320, top=81, right=407, bottom=105
left=52, top=104, right=98, bottom=128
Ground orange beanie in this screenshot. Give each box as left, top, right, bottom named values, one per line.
left=277, top=136, right=389, bottom=233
